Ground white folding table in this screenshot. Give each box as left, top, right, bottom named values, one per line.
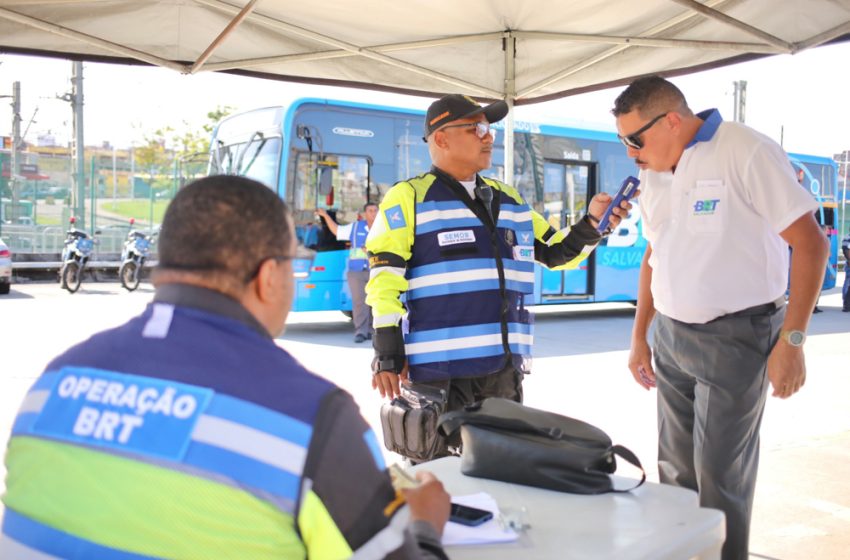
left=411, top=456, right=725, bottom=560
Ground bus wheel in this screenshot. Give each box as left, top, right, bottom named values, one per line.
left=341, top=310, right=353, bottom=320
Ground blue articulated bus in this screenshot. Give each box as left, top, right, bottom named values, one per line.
left=208, top=99, right=836, bottom=314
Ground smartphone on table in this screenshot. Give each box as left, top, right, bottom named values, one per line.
left=449, top=503, right=494, bottom=526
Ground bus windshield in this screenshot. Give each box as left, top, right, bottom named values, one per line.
left=292, top=152, right=371, bottom=252
left=210, top=133, right=281, bottom=188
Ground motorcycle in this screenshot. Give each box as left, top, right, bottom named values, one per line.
left=119, top=218, right=155, bottom=292
left=60, top=217, right=99, bottom=293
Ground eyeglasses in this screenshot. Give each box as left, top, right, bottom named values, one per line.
left=247, top=255, right=294, bottom=283
left=438, top=121, right=493, bottom=139
left=617, top=113, right=668, bottom=150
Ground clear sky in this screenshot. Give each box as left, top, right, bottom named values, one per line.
left=1, top=41, right=849, bottom=157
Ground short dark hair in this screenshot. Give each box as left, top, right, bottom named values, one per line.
left=158, top=175, right=291, bottom=284
left=363, top=202, right=378, bottom=211
left=612, top=75, right=691, bottom=118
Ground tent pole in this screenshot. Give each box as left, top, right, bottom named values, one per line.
left=504, top=32, right=516, bottom=186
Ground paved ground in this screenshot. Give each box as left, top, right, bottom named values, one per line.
left=0, top=276, right=848, bottom=559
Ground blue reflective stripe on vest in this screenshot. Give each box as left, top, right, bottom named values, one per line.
left=183, top=441, right=300, bottom=508
left=496, top=203, right=535, bottom=235
left=417, top=218, right=481, bottom=235
left=184, top=393, right=312, bottom=505
left=406, top=321, right=533, bottom=366
left=2, top=509, right=159, bottom=560
left=205, top=393, right=312, bottom=449
left=406, top=322, right=531, bottom=344
left=408, top=279, right=500, bottom=300
left=407, top=344, right=505, bottom=365
left=415, top=200, right=478, bottom=235
left=407, top=258, right=534, bottom=300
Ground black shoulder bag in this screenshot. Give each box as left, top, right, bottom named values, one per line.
left=437, top=397, right=646, bottom=494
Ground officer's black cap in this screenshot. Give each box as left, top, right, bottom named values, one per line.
left=423, top=94, right=508, bottom=141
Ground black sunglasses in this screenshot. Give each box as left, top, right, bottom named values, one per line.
left=618, top=113, right=668, bottom=150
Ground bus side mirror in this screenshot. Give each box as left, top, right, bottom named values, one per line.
left=319, top=167, right=333, bottom=196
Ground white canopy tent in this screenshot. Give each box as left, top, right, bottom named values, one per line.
left=2, top=0, right=849, bottom=181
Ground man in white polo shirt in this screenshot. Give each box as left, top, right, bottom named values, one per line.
left=612, top=76, right=828, bottom=560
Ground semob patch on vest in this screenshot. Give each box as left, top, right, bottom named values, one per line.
left=31, top=366, right=213, bottom=462
left=437, top=230, right=476, bottom=246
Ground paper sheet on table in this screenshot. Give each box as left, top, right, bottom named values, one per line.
left=442, top=492, right=518, bottom=546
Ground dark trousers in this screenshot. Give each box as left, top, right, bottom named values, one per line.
left=412, top=364, right=524, bottom=461
left=653, top=306, right=784, bottom=560
left=843, top=270, right=850, bottom=310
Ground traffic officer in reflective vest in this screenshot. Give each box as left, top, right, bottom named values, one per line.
left=366, top=94, right=632, bottom=461
left=317, top=202, right=379, bottom=342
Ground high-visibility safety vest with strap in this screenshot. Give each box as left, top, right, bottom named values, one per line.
left=348, top=220, right=370, bottom=271
left=0, top=301, right=412, bottom=560
left=366, top=171, right=599, bottom=383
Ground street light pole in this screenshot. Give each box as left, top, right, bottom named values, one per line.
left=10, top=82, right=21, bottom=207
left=59, top=61, right=86, bottom=229
left=733, top=80, right=747, bottom=123
left=1, top=81, right=23, bottom=235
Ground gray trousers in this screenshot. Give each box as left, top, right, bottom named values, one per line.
left=347, top=269, right=373, bottom=337
left=653, top=306, right=784, bottom=560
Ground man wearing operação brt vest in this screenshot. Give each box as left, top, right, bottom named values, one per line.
left=1, top=176, right=450, bottom=560
left=366, top=94, right=633, bottom=462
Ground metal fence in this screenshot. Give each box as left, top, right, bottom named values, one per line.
left=1, top=150, right=208, bottom=256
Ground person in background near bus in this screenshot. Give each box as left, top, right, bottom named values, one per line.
left=1, top=176, right=450, bottom=560
left=843, top=226, right=850, bottom=312
left=317, top=202, right=379, bottom=342
left=613, top=76, right=828, bottom=560
left=365, top=93, right=632, bottom=462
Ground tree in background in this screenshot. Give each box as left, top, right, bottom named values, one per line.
left=133, top=133, right=170, bottom=197
left=132, top=105, right=234, bottom=198
left=171, top=106, right=234, bottom=187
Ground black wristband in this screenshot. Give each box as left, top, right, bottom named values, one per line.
left=578, top=214, right=606, bottom=239
left=372, top=325, right=406, bottom=374
left=371, top=355, right=405, bottom=375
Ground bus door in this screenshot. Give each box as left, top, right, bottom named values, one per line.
left=539, top=160, right=596, bottom=299
left=290, top=151, right=372, bottom=311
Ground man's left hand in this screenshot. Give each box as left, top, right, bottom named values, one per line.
left=587, top=191, right=637, bottom=231
left=766, top=341, right=806, bottom=399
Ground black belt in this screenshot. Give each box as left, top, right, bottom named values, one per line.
left=724, top=296, right=786, bottom=318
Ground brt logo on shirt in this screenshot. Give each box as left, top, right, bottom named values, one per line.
left=693, top=199, right=720, bottom=215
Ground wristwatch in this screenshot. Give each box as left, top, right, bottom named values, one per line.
left=780, top=329, right=806, bottom=347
